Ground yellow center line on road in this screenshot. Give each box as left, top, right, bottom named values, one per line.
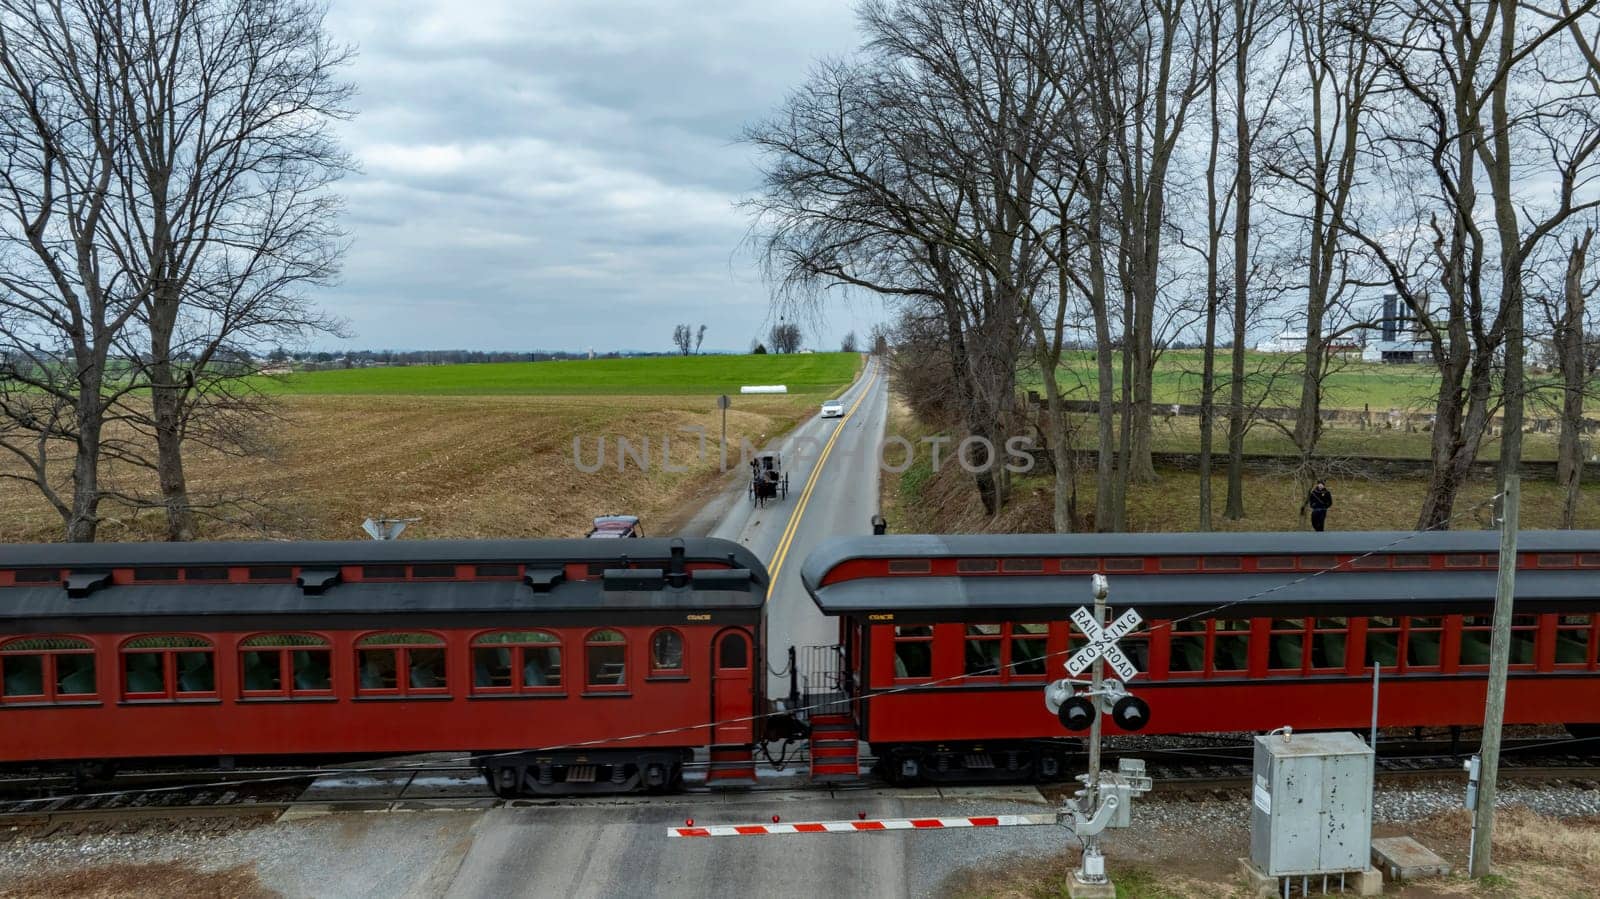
left=765, top=361, right=881, bottom=593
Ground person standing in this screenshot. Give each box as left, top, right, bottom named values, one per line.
left=1302, top=480, right=1334, bottom=532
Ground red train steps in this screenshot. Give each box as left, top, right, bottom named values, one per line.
left=706, top=745, right=757, bottom=788
left=809, top=713, right=860, bottom=781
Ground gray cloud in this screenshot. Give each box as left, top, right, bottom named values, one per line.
left=317, top=0, right=883, bottom=353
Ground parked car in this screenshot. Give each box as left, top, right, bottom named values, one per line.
left=820, top=399, right=844, bottom=418
left=586, top=515, right=643, bottom=538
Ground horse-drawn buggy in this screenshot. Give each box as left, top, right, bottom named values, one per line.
left=749, top=451, right=789, bottom=506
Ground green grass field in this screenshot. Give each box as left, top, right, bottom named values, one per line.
left=1034, top=349, right=1600, bottom=411
left=1027, top=349, right=1443, bottom=410
left=261, top=352, right=862, bottom=397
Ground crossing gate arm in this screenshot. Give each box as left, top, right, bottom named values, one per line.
left=667, top=813, right=1060, bottom=837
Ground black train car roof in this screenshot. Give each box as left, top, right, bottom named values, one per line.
left=0, top=538, right=767, bottom=633
left=800, top=531, right=1600, bottom=619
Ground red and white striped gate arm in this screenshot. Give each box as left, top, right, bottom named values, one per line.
left=668, top=812, right=1058, bottom=837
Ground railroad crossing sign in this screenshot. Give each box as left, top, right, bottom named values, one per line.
left=1066, top=606, right=1143, bottom=680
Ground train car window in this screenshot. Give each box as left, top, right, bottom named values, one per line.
left=474, top=564, right=521, bottom=578
left=718, top=634, right=748, bottom=669
left=122, top=635, right=214, bottom=700
left=1458, top=614, right=1537, bottom=668
left=1393, top=555, right=1431, bottom=569
left=586, top=630, right=627, bottom=688
left=956, top=559, right=998, bottom=574
left=1104, top=558, right=1143, bottom=572
left=1001, top=558, right=1044, bottom=573
left=1311, top=619, right=1348, bottom=670
left=893, top=626, right=933, bottom=679
left=1582, top=554, right=1600, bottom=568
left=1365, top=617, right=1401, bottom=668
left=1, top=636, right=95, bottom=703
left=1405, top=618, right=1444, bottom=669
left=1011, top=624, right=1049, bottom=677
left=1203, top=557, right=1242, bottom=571
left=1350, top=556, right=1388, bottom=570
left=888, top=559, right=931, bottom=574
left=1257, top=557, right=1295, bottom=571
left=247, top=566, right=293, bottom=581
left=13, top=569, right=60, bottom=584
left=964, top=625, right=1003, bottom=676
left=1158, top=557, right=1198, bottom=572
left=412, top=564, right=456, bottom=579
left=240, top=634, right=332, bottom=698
left=360, top=565, right=406, bottom=580
left=132, top=567, right=181, bottom=583
left=1298, top=556, right=1337, bottom=571
left=472, top=631, right=562, bottom=692
left=1445, top=554, right=1484, bottom=568
left=1555, top=615, right=1595, bottom=667
left=184, top=567, right=230, bottom=582
left=1212, top=621, right=1250, bottom=673
left=1538, top=553, right=1577, bottom=568
left=1268, top=619, right=1306, bottom=672
left=1168, top=620, right=1206, bottom=675
left=1059, top=558, right=1098, bottom=572
left=356, top=632, right=447, bottom=696
left=650, top=629, right=686, bottom=673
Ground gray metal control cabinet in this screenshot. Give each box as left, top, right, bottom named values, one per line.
left=1249, top=731, right=1373, bottom=877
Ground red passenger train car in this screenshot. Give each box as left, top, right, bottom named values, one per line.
left=799, top=531, right=1600, bottom=785
left=0, top=538, right=767, bottom=795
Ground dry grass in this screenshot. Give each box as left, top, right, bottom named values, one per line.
left=883, top=397, right=1600, bottom=535
left=0, top=393, right=817, bottom=542
left=0, top=862, right=275, bottom=899
left=938, top=809, right=1600, bottom=899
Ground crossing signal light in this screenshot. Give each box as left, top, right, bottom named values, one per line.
left=1058, top=695, right=1095, bottom=731
left=1111, top=694, right=1151, bottom=732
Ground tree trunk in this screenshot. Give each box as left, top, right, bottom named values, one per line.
left=67, top=381, right=103, bottom=543
left=1224, top=1, right=1252, bottom=522
left=148, top=291, right=198, bottom=541
left=1558, top=231, right=1593, bottom=528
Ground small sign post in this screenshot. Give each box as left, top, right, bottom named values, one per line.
left=718, top=394, right=730, bottom=471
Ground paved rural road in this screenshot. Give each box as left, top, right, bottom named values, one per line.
left=430, top=789, right=1058, bottom=899
left=702, top=354, right=890, bottom=696
left=415, top=359, right=935, bottom=899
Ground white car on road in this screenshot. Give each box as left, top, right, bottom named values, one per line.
left=820, top=399, right=844, bottom=418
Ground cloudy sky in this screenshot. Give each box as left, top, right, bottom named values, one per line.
left=319, top=0, right=880, bottom=353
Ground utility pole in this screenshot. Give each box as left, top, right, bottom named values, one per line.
left=1470, top=474, right=1519, bottom=877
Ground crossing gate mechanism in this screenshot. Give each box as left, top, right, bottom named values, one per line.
left=668, top=813, right=1059, bottom=838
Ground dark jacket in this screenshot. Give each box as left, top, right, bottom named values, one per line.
left=1305, top=486, right=1333, bottom=512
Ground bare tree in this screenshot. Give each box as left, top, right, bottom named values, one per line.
left=1, top=0, right=352, bottom=541
left=1547, top=227, right=1596, bottom=527
left=0, top=0, right=148, bottom=540
left=769, top=322, right=802, bottom=354
left=840, top=330, right=859, bottom=352
left=673, top=324, right=693, bottom=355
left=1345, top=0, right=1600, bottom=528
left=1266, top=0, right=1380, bottom=475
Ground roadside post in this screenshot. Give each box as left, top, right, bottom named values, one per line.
left=718, top=394, right=730, bottom=471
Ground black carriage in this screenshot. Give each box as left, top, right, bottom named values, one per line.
left=749, top=451, right=789, bottom=506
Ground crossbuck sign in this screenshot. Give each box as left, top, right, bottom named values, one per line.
left=1066, top=606, right=1143, bottom=681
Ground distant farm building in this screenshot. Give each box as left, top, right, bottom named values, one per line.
left=1362, top=293, right=1433, bottom=364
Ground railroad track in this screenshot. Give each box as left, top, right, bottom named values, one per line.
left=4, top=737, right=1595, bottom=831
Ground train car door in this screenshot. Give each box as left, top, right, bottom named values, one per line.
left=712, top=629, right=754, bottom=744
